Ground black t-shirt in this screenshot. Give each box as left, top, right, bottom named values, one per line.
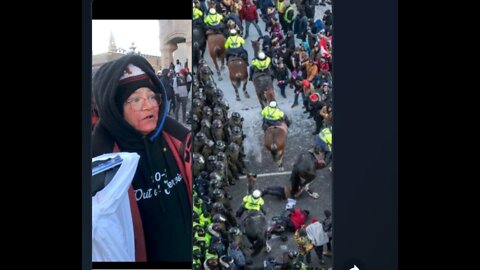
left=131, top=136, right=192, bottom=262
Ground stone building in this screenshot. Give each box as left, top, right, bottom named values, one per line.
left=92, top=20, right=192, bottom=75
left=159, top=20, right=192, bottom=71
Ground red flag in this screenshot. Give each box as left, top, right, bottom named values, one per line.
left=319, top=35, right=331, bottom=58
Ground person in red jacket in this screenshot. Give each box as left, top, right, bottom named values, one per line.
left=289, top=208, right=310, bottom=231
left=92, top=54, right=192, bottom=263
left=239, top=0, right=263, bottom=39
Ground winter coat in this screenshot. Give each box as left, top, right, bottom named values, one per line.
left=92, top=55, right=193, bottom=262
left=290, top=208, right=308, bottom=230
left=306, top=221, right=329, bottom=246
left=240, top=3, right=259, bottom=22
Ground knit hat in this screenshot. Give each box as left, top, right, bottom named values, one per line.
left=179, top=68, right=188, bottom=76
left=309, top=93, right=319, bottom=102
left=116, top=64, right=156, bottom=112
left=302, top=79, right=310, bottom=88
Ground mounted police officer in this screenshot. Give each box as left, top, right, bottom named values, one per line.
left=235, top=189, right=266, bottom=218
left=249, top=51, right=274, bottom=81
left=224, top=29, right=248, bottom=64
left=261, top=101, right=291, bottom=130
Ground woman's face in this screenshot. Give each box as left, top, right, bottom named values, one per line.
left=123, top=87, right=159, bottom=135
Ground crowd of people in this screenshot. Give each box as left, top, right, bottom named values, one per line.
left=191, top=0, right=334, bottom=269
left=193, top=0, right=333, bottom=170
left=160, top=59, right=194, bottom=124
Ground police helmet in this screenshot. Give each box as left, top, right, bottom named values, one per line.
left=193, top=153, right=205, bottom=163
left=212, top=119, right=223, bottom=128
left=212, top=188, right=224, bottom=198
left=252, top=189, right=262, bottom=198
left=258, top=52, right=266, bottom=60
left=216, top=151, right=226, bottom=161
left=232, top=126, right=242, bottom=135
left=215, top=140, right=226, bottom=150
left=215, top=89, right=224, bottom=98
left=195, top=132, right=206, bottom=140
left=288, top=250, right=298, bottom=259
left=213, top=213, right=227, bottom=223
left=229, top=227, right=241, bottom=235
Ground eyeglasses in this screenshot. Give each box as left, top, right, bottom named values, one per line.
left=125, top=93, right=161, bottom=111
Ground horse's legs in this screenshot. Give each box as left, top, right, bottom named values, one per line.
left=212, top=56, right=222, bottom=81
left=265, top=230, right=272, bottom=252
left=305, top=181, right=312, bottom=191
left=257, top=92, right=265, bottom=109
left=232, top=83, right=241, bottom=101
left=290, top=170, right=303, bottom=197
left=262, top=92, right=268, bottom=107
left=220, top=55, right=225, bottom=71
left=266, top=87, right=276, bottom=104
left=243, top=80, right=250, bottom=98
left=304, top=177, right=320, bottom=199
left=250, top=237, right=264, bottom=257
left=278, top=150, right=284, bottom=171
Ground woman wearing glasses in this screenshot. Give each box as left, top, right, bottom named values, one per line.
left=92, top=54, right=192, bottom=263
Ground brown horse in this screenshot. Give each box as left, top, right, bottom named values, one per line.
left=207, top=33, right=226, bottom=81
left=253, top=71, right=275, bottom=109
left=207, top=0, right=216, bottom=9
left=251, top=39, right=261, bottom=58
left=227, top=56, right=250, bottom=101
left=264, top=121, right=288, bottom=169
left=290, top=150, right=326, bottom=199
left=251, top=38, right=274, bottom=58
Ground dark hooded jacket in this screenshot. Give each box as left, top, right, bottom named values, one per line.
left=92, top=55, right=192, bottom=262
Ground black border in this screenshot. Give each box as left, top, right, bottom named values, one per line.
left=84, top=0, right=399, bottom=269
left=333, top=0, right=398, bottom=269
left=92, top=0, right=191, bottom=19
left=89, top=0, right=192, bottom=269
left=83, top=0, right=92, bottom=270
